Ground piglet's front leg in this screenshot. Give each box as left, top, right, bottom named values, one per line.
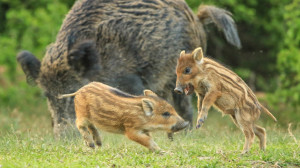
left=196, top=91, right=221, bottom=129
left=125, top=129, right=160, bottom=152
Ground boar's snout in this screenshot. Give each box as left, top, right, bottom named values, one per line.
left=174, top=86, right=183, bottom=94
left=171, top=121, right=189, bottom=132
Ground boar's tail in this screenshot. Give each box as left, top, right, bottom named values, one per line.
left=197, top=5, right=242, bottom=49
left=57, top=92, right=77, bottom=99
left=260, top=103, right=277, bottom=122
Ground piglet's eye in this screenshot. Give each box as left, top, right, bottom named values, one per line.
left=184, top=67, right=191, bottom=74
left=162, top=112, right=171, bottom=118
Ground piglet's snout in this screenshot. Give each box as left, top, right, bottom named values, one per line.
left=174, top=82, right=184, bottom=94
left=171, top=120, right=189, bottom=132
left=174, top=87, right=183, bottom=94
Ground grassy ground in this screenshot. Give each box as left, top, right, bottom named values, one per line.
left=1, top=61, right=300, bottom=167
left=1, top=105, right=299, bottom=168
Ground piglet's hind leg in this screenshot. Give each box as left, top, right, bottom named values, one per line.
left=88, top=124, right=102, bottom=147
left=76, top=118, right=95, bottom=148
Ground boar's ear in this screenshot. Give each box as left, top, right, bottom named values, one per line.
left=17, top=51, right=41, bottom=86
left=143, top=90, right=158, bottom=97
left=142, top=98, right=154, bottom=116
left=179, top=50, right=185, bottom=58
left=67, top=40, right=100, bottom=79
left=192, top=47, right=204, bottom=63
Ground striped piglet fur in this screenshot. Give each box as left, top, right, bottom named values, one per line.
left=59, top=82, right=188, bottom=152
left=174, top=47, right=277, bottom=153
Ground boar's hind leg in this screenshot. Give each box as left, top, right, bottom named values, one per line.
left=88, top=124, right=102, bottom=147
left=76, top=119, right=95, bottom=148
left=125, top=129, right=160, bottom=152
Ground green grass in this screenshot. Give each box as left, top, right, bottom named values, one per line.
left=1, top=110, right=299, bottom=168
left=1, top=64, right=300, bottom=167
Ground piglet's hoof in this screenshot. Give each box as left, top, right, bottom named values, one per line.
left=156, top=150, right=166, bottom=155
left=240, top=150, right=249, bottom=155
left=196, top=119, right=205, bottom=129
left=86, top=142, right=95, bottom=149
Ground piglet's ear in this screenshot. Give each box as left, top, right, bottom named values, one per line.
left=142, top=98, right=154, bottom=116
left=143, top=90, right=158, bottom=97
left=67, top=40, right=100, bottom=79
left=192, top=47, right=204, bottom=63
left=179, top=50, right=185, bottom=58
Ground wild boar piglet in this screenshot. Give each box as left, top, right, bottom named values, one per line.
left=174, top=47, right=277, bottom=154
left=59, top=82, right=189, bottom=152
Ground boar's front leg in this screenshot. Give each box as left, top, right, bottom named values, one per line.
left=113, top=74, right=145, bottom=95
left=125, top=129, right=160, bottom=152
left=172, top=92, right=193, bottom=129
left=196, top=91, right=221, bottom=129
left=168, top=92, right=193, bottom=141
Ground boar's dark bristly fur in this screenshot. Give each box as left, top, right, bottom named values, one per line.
left=17, top=0, right=241, bottom=138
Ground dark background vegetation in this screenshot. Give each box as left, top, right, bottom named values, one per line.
left=0, top=0, right=299, bottom=133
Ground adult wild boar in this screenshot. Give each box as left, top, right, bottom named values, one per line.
left=17, top=0, right=241, bottom=138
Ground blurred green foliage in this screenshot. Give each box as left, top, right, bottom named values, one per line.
left=277, top=0, right=300, bottom=105
left=268, top=0, right=300, bottom=123
left=0, top=0, right=72, bottom=108
left=0, top=0, right=299, bottom=125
